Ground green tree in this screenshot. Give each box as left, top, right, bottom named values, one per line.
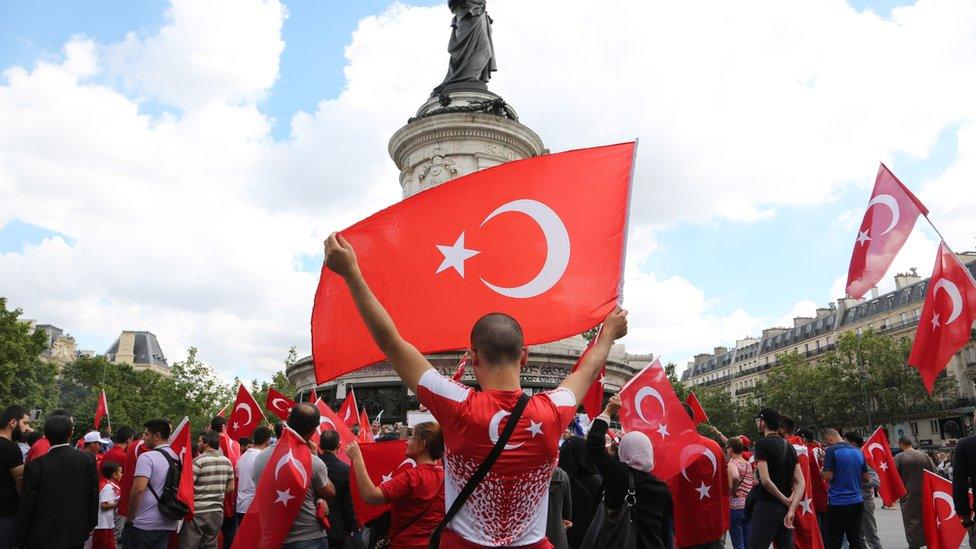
left=694, top=386, right=756, bottom=441
left=162, top=347, right=234, bottom=431
left=0, top=298, right=59, bottom=412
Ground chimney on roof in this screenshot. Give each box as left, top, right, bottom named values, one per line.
left=762, top=327, right=787, bottom=338
left=793, top=317, right=814, bottom=328
left=713, top=346, right=727, bottom=356
left=870, top=287, right=880, bottom=299
left=815, top=307, right=833, bottom=319
left=694, top=353, right=711, bottom=365
left=894, top=268, right=921, bottom=289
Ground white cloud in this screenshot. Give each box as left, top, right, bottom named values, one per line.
left=4, top=0, right=976, bottom=382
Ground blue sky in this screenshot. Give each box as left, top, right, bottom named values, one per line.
left=3, top=0, right=968, bottom=375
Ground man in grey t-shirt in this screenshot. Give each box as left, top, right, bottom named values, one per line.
left=252, top=403, right=334, bottom=547
left=126, top=418, right=179, bottom=549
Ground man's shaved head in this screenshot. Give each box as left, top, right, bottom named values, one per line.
left=471, top=313, right=524, bottom=365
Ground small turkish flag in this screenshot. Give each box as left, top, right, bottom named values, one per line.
left=618, top=359, right=699, bottom=480
left=451, top=355, right=467, bottom=382
left=219, top=431, right=241, bottom=518
left=922, top=469, right=967, bottom=549
left=338, top=388, right=359, bottom=428
left=909, top=242, right=976, bottom=393
left=666, top=435, right=729, bottom=547
left=862, top=427, right=906, bottom=506
left=846, top=164, right=928, bottom=299
left=312, top=400, right=356, bottom=463
left=94, top=389, right=109, bottom=429
left=227, top=384, right=264, bottom=441
left=571, top=336, right=605, bottom=419
left=350, top=440, right=416, bottom=526
left=309, top=387, right=319, bottom=404
left=685, top=392, right=708, bottom=425
left=792, top=444, right=825, bottom=549
left=312, top=143, right=636, bottom=382
left=118, top=439, right=149, bottom=517
left=233, top=427, right=312, bottom=549
left=358, top=408, right=374, bottom=444
left=266, top=388, right=295, bottom=421
left=169, top=417, right=195, bottom=515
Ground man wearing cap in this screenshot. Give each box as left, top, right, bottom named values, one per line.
left=748, top=408, right=804, bottom=549
left=83, top=431, right=110, bottom=473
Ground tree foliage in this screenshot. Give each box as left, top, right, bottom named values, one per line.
left=0, top=298, right=59, bottom=413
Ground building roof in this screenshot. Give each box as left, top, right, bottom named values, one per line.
left=105, top=331, right=169, bottom=368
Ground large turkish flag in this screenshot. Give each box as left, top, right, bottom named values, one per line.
left=349, top=440, right=415, bottom=526
left=265, top=388, right=295, bottom=422
left=909, top=242, right=976, bottom=393
left=862, top=427, right=906, bottom=506
left=618, top=359, right=698, bottom=480
left=792, top=444, right=825, bottom=549
left=312, top=143, right=636, bottom=382
left=922, top=469, right=967, bottom=549
left=666, top=435, right=729, bottom=547
left=846, top=164, right=927, bottom=299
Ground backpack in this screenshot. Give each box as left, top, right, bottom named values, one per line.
left=146, top=448, right=191, bottom=521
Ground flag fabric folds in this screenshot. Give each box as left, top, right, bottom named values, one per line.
left=358, top=408, right=374, bottom=443
left=666, top=435, right=729, bottom=547
left=349, top=439, right=415, bottom=526
left=94, top=389, right=109, bottom=429
left=846, top=164, right=928, bottom=299
left=862, top=427, right=906, bottom=506
left=227, top=383, right=264, bottom=440
left=618, top=359, right=699, bottom=480
left=338, top=388, right=359, bottom=429
left=685, top=392, right=708, bottom=425
left=169, top=417, right=195, bottom=515
left=792, top=444, right=825, bottom=549
left=265, top=388, right=295, bottom=421
left=922, top=469, right=966, bottom=549
left=118, top=439, right=148, bottom=518
left=233, top=428, right=312, bottom=549
left=570, top=335, right=605, bottom=420
left=313, top=400, right=356, bottom=463
left=312, top=142, right=636, bottom=383
left=908, top=242, right=976, bottom=393
left=451, top=355, right=467, bottom=382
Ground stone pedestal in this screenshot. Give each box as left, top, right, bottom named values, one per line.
left=389, top=90, right=546, bottom=198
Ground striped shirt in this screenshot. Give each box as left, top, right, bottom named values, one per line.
left=730, top=457, right=756, bottom=510
left=192, top=450, right=234, bottom=515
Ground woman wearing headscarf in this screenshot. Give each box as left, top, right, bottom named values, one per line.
left=559, top=436, right=602, bottom=548
left=587, top=394, right=672, bottom=549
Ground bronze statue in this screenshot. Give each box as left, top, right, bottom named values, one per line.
left=432, top=0, right=496, bottom=97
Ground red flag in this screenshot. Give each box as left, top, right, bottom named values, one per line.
left=908, top=242, right=976, bottom=393
left=265, top=388, right=295, bottom=422
left=806, top=443, right=828, bottom=514
left=219, top=431, right=241, bottom=518
left=309, top=387, right=319, bottom=404
left=227, top=384, right=264, bottom=441
left=94, top=389, right=109, bottom=429
left=312, top=143, right=636, bottom=383
left=666, top=435, right=729, bottom=547
left=571, top=336, right=605, bottom=420
left=922, top=469, right=967, bottom=549
left=451, top=355, right=467, bottom=382
left=358, top=408, right=375, bottom=444
left=232, top=428, right=312, bottom=549
left=685, top=392, right=708, bottom=425
left=217, top=404, right=227, bottom=418
left=846, top=164, right=928, bottom=299
left=862, top=427, right=907, bottom=506
left=118, top=439, right=148, bottom=517
left=618, top=359, right=699, bottom=480
left=338, top=388, right=359, bottom=428
left=169, top=417, right=195, bottom=515
left=792, top=444, right=825, bottom=549
left=349, top=440, right=416, bottom=526
left=312, top=400, right=356, bottom=463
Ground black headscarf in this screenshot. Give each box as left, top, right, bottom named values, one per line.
left=559, top=435, right=597, bottom=480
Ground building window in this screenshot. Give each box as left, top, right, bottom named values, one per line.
left=901, top=312, right=909, bottom=324
left=910, top=422, right=918, bottom=435
left=914, top=308, right=921, bottom=320
left=930, top=420, right=939, bottom=433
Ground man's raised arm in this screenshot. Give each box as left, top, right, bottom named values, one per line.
left=558, top=307, right=628, bottom=404
left=324, top=233, right=433, bottom=393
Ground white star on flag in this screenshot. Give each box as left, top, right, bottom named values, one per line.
left=856, top=229, right=871, bottom=246
left=381, top=472, right=393, bottom=484
left=526, top=420, right=544, bottom=438
left=275, top=489, right=295, bottom=506
left=233, top=422, right=240, bottom=430
left=657, top=423, right=669, bottom=438
left=931, top=312, right=941, bottom=331
left=435, top=232, right=480, bottom=277
left=799, top=497, right=813, bottom=515
left=878, top=461, right=888, bottom=472
left=695, top=482, right=711, bottom=500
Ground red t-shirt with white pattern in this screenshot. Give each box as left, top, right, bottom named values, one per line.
left=416, top=370, right=577, bottom=547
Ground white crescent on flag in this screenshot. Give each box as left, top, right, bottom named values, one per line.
left=235, top=403, right=253, bottom=425
left=933, top=279, right=964, bottom=325
left=274, top=449, right=309, bottom=489
left=634, top=386, right=667, bottom=424
left=271, top=398, right=290, bottom=413
left=933, top=490, right=956, bottom=520
left=679, top=444, right=718, bottom=482
left=866, top=194, right=901, bottom=235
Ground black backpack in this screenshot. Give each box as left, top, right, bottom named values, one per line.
left=146, top=448, right=191, bottom=521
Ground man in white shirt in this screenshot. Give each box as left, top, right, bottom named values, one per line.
left=234, top=426, right=272, bottom=525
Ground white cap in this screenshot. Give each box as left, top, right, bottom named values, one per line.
left=83, top=431, right=108, bottom=444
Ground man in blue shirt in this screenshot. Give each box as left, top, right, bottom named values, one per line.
left=821, top=428, right=869, bottom=549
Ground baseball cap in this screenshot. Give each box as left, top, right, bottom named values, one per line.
left=83, top=431, right=110, bottom=444
left=755, top=408, right=781, bottom=428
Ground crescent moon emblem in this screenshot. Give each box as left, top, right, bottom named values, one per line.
left=479, top=199, right=571, bottom=299
left=634, top=387, right=667, bottom=425
left=488, top=410, right=524, bottom=450
left=319, top=417, right=337, bottom=432
left=398, top=458, right=417, bottom=470
left=271, top=398, right=289, bottom=412
left=932, top=490, right=956, bottom=520
left=933, top=279, right=963, bottom=325
left=867, top=442, right=886, bottom=462
left=679, top=444, right=718, bottom=482
left=344, top=407, right=352, bottom=421
left=235, top=403, right=253, bottom=426
left=866, top=194, right=900, bottom=235
left=274, top=449, right=309, bottom=489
